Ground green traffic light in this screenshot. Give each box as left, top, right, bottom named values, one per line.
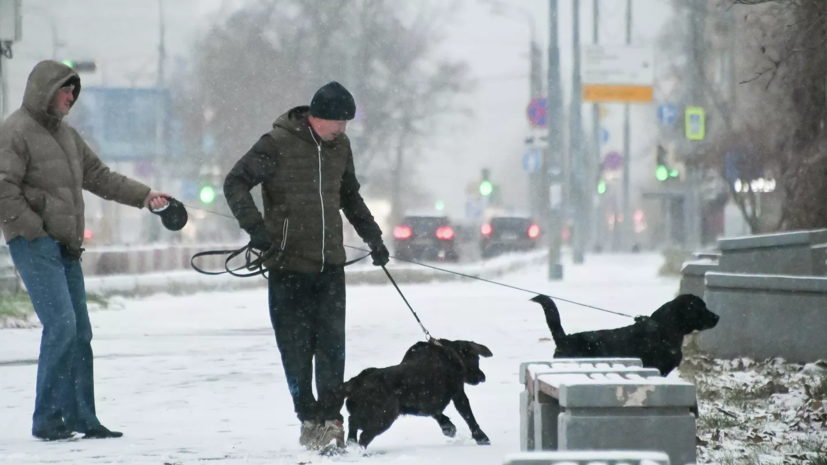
left=62, top=60, right=74, bottom=68
left=655, top=165, right=669, bottom=182
left=479, top=180, right=493, bottom=196
left=199, top=185, right=216, bottom=204
left=597, top=180, right=607, bottom=195
left=435, top=200, right=445, bottom=211
left=669, top=168, right=680, bottom=178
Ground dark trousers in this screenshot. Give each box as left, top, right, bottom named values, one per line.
left=8, top=236, right=101, bottom=434
left=268, top=265, right=346, bottom=422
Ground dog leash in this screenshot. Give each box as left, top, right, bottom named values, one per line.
left=381, top=265, right=434, bottom=341
left=181, top=203, right=632, bottom=319
left=346, top=246, right=633, bottom=318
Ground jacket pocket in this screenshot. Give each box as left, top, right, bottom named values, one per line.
left=21, top=185, right=46, bottom=215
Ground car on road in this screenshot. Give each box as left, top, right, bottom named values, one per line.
left=480, top=215, right=541, bottom=258
left=393, top=215, right=459, bottom=262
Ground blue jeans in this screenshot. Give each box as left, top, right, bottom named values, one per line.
left=8, top=236, right=101, bottom=434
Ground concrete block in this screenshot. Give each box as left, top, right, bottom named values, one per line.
left=717, top=229, right=827, bottom=276
left=537, top=373, right=696, bottom=465
left=503, top=451, right=670, bottom=465
left=698, top=272, right=827, bottom=363
left=679, top=260, right=717, bottom=297
left=519, top=359, right=658, bottom=452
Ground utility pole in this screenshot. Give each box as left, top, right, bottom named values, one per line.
left=684, top=0, right=705, bottom=249
left=621, top=0, right=632, bottom=251
left=546, top=0, right=564, bottom=280
left=151, top=0, right=167, bottom=243
left=591, top=0, right=601, bottom=251
left=529, top=35, right=544, bottom=220
left=570, top=0, right=585, bottom=264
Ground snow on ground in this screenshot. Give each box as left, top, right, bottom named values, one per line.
left=682, top=354, right=827, bottom=464
left=0, top=253, right=678, bottom=465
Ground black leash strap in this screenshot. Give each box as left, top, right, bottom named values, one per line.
left=346, top=245, right=633, bottom=319
left=191, top=244, right=371, bottom=279
left=381, top=265, right=433, bottom=341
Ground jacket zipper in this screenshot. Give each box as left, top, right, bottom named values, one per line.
left=281, top=219, right=289, bottom=251
left=309, top=128, right=325, bottom=272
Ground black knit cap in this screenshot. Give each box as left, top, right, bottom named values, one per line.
left=309, top=81, right=356, bottom=121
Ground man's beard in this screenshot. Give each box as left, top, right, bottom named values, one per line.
left=49, top=105, right=70, bottom=118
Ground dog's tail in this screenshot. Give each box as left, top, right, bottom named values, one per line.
left=313, top=368, right=378, bottom=420
left=530, top=294, right=567, bottom=344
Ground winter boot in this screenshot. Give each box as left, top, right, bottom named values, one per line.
left=299, top=420, right=323, bottom=449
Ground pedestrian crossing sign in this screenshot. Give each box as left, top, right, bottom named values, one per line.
left=685, top=107, right=705, bottom=141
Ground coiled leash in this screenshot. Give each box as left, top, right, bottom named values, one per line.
left=191, top=245, right=371, bottom=279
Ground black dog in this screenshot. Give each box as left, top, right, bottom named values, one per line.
left=531, top=294, right=719, bottom=375
left=314, top=339, right=493, bottom=449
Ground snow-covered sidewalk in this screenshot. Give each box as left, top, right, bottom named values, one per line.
left=0, top=253, right=678, bottom=465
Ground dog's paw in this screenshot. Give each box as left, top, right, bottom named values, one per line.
left=473, top=432, right=490, bottom=445
left=441, top=423, right=457, bottom=438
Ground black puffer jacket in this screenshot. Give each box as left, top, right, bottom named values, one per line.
left=224, top=106, right=382, bottom=272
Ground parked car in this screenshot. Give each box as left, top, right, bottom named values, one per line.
left=480, top=215, right=541, bottom=258
left=393, top=215, right=459, bottom=262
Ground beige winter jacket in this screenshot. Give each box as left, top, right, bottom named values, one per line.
left=0, top=60, right=151, bottom=249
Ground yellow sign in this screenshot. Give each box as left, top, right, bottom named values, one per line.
left=583, top=85, right=653, bottom=103
left=685, top=107, right=705, bottom=140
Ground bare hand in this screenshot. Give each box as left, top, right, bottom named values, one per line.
left=144, top=191, right=171, bottom=211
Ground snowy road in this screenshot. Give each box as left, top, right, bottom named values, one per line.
left=0, top=253, right=678, bottom=465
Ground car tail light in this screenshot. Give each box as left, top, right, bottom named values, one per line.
left=394, top=226, right=412, bottom=240
left=435, top=226, right=455, bottom=240
left=528, top=224, right=540, bottom=238
left=481, top=223, right=492, bottom=236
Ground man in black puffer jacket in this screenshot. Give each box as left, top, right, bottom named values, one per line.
left=223, top=82, right=389, bottom=450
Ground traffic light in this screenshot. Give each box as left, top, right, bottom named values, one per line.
left=656, top=145, right=668, bottom=181
left=655, top=145, right=681, bottom=182
left=479, top=168, right=493, bottom=197
left=199, top=185, right=216, bottom=204
left=597, top=180, right=607, bottom=195
left=62, top=59, right=97, bottom=73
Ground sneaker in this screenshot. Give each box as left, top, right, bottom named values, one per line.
left=299, top=420, right=322, bottom=449
left=318, top=420, right=345, bottom=450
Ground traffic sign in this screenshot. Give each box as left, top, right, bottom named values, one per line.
left=582, top=45, right=654, bottom=103
left=527, top=97, right=547, bottom=128
left=657, top=103, right=678, bottom=126
left=685, top=107, right=705, bottom=140
left=602, top=151, right=623, bottom=171
left=522, top=148, right=541, bottom=173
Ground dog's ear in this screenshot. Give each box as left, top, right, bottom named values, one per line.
left=468, top=342, right=493, bottom=358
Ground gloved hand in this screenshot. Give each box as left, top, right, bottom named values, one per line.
left=369, top=242, right=390, bottom=267
left=247, top=223, right=272, bottom=252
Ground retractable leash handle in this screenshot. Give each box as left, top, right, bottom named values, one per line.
left=149, top=197, right=189, bottom=231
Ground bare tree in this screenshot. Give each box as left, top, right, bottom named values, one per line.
left=171, top=0, right=472, bottom=220
left=729, top=0, right=827, bottom=230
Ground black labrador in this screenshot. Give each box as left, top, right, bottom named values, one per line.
left=314, top=339, right=493, bottom=449
left=531, top=294, right=719, bottom=375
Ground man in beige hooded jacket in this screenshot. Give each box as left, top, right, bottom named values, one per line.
left=0, top=60, right=169, bottom=441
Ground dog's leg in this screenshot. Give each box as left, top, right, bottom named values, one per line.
left=358, top=427, right=384, bottom=449
left=347, top=415, right=359, bottom=445
left=451, top=391, right=490, bottom=445
left=433, top=413, right=457, bottom=438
